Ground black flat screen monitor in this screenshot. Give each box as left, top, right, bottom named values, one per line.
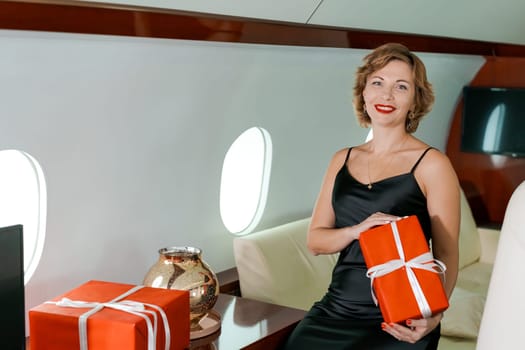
left=461, top=86, right=525, bottom=158
left=0, top=224, right=25, bottom=349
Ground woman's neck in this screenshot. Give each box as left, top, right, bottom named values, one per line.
left=367, top=130, right=410, bottom=154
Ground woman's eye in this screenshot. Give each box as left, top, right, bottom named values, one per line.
left=371, top=81, right=382, bottom=86
left=396, top=84, right=409, bottom=91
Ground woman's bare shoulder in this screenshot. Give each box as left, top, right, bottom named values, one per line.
left=330, top=145, right=368, bottom=165
left=416, top=147, right=458, bottom=191
left=333, top=147, right=350, bottom=160
left=421, top=147, right=453, bottom=169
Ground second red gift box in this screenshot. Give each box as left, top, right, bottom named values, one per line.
left=29, top=280, right=190, bottom=350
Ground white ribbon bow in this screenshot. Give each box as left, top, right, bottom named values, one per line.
left=46, top=285, right=171, bottom=350
left=366, top=221, right=446, bottom=319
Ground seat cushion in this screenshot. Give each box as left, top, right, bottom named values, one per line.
left=439, top=262, right=492, bottom=342
left=455, top=262, right=493, bottom=295
left=458, top=189, right=482, bottom=270
left=233, top=218, right=338, bottom=311
left=438, top=336, right=476, bottom=350
left=441, top=286, right=485, bottom=339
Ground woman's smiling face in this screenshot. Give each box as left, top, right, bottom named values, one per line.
left=362, top=59, right=416, bottom=128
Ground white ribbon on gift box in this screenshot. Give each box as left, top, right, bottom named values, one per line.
left=366, top=221, right=446, bottom=319
left=46, top=285, right=171, bottom=350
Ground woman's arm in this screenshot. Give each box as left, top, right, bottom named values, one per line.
left=307, top=149, right=353, bottom=255
left=417, top=149, right=460, bottom=298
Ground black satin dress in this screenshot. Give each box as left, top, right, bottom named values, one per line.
left=283, top=147, right=441, bottom=350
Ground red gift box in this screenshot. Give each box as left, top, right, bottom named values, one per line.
left=359, top=215, right=449, bottom=324
left=29, top=280, right=190, bottom=350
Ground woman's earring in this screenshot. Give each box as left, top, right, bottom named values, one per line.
left=407, top=111, right=415, bottom=130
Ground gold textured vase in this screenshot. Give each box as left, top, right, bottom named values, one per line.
left=143, top=246, right=219, bottom=330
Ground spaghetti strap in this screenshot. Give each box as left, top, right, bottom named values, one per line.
left=410, top=147, right=434, bottom=173
left=343, top=147, right=352, bottom=166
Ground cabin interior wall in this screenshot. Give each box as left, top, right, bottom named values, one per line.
left=0, top=30, right=483, bottom=331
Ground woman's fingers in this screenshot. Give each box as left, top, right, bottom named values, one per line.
left=382, top=322, right=422, bottom=344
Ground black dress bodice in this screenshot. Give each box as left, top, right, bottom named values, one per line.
left=314, top=147, right=433, bottom=320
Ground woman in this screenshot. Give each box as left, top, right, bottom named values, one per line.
left=283, top=43, right=460, bottom=349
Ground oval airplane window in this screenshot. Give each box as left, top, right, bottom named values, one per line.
left=220, top=127, right=272, bottom=235
left=0, top=150, right=47, bottom=285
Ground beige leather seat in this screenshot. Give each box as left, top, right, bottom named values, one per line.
left=233, top=218, right=337, bottom=311
left=476, top=181, right=525, bottom=350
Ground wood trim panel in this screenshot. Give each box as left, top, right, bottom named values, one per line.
left=446, top=56, right=525, bottom=225
left=2, top=0, right=525, bottom=56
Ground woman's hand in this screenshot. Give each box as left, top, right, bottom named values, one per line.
left=381, top=313, right=443, bottom=343
left=355, top=212, right=402, bottom=237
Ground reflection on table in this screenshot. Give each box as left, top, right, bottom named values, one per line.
left=190, top=293, right=306, bottom=350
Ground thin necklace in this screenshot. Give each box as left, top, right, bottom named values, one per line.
left=366, top=135, right=409, bottom=190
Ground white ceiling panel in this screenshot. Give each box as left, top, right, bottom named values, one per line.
left=78, top=0, right=525, bottom=46
left=309, top=0, right=525, bottom=45
left=84, top=0, right=322, bottom=23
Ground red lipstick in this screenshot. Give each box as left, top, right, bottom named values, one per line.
left=374, top=104, right=396, bottom=114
